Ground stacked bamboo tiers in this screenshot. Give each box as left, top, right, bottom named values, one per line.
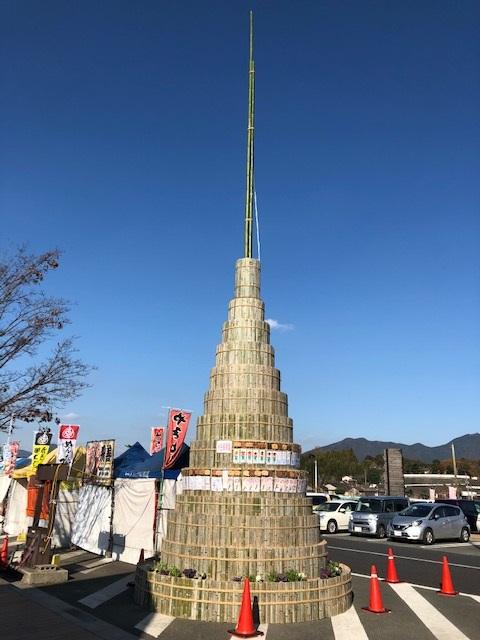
left=136, top=258, right=352, bottom=623
left=135, top=563, right=353, bottom=622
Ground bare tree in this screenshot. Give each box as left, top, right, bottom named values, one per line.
left=0, top=248, right=91, bottom=431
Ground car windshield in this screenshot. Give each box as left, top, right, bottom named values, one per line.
left=474, top=502, right=480, bottom=515
left=399, top=504, right=432, bottom=518
left=356, top=499, right=382, bottom=513
left=315, top=503, right=339, bottom=512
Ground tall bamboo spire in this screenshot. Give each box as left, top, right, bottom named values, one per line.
left=243, top=11, right=255, bottom=258
left=135, top=12, right=353, bottom=624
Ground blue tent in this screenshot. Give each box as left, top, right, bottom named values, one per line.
left=113, top=441, right=151, bottom=477
left=115, top=443, right=189, bottom=479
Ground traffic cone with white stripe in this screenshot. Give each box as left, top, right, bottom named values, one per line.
left=438, top=556, right=458, bottom=596
left=228, top=578, right=264, bottom=637
left=362, top=564, right=390, bottom=614
left=386, top=547, right=400, bottom=583
left=0, top=536, right=8, bottom=567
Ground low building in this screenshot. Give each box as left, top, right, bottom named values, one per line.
left=404, top=473, right=475, bottom=499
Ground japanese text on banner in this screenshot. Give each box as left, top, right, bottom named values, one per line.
left=150, top=427, right=165, bottom=454
left=57, top=424, right=80, bottom=465
left=32, top=429, right=53, bottom=469
left=163, top=409, right=191, bottom=470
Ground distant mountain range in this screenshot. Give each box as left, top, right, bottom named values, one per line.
left=305, top=433, right=480, bottom=463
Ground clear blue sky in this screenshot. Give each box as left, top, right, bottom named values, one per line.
left=2, top=1, right=479, bottom=453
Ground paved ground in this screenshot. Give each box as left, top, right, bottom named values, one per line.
left=1, top=534, right=479, bottom=639
left=322, top=531, right=480, bottom=595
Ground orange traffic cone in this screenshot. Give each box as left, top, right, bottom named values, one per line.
left=138, top=548, right=144, bottom=564
left=362, top=565, right=390, bottom=614
left=438, top=556, right=458, bottom=596
left=0, top=536, right=8, bottom=567
left=386, top=547, right=400, bottom=584
left=228, top=578, right=264, bottom=638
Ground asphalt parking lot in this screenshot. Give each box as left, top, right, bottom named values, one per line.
left=1, top=533, right=479, bottom=640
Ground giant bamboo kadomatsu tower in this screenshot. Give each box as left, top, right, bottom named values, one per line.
left=135, top=13, right=352, bottom=623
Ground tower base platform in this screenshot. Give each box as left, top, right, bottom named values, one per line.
left=134, top=562, right=352, bottom=623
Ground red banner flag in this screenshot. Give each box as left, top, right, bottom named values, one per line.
left=3, top=441, right=20, bottom=476
left=150, top=427, right=165, bottom=455
left=163, top=409, right=191, bottom=470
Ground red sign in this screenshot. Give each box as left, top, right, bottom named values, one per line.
left=59, top=424, right=80, bottom=441
left=150, top=427, right=164, bottom=455
left=163, top=409, right=191, bottom=470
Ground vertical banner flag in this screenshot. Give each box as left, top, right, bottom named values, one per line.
left=32, top=430, right=53, bottom=469
left=3, top=441, right=20, bottom=476
left=150, top=427, right=165, bottom=454
left=57, top=424, right=80, bottom=465
left=163, top=409, right=191, bottom=470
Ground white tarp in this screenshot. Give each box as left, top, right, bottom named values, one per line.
left=71, top=484, right=112, bottom=555
left=0, top=475, right=11, bottom=504
left=0, top=475, right=12, bottom=531
left=50, top=475, right=182, bottom=561
left=52, top=487, right=79, bottom=548
left=112, top=478, right=155, bottom=564
left=4, top=478, right=28, bottom=536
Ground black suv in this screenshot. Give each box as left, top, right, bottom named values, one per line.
left=434, top=499, right=480, bottom=532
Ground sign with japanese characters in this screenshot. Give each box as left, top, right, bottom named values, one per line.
left=215, top=440, right=232, bottom=454
left=85, top=439, right=115, bottom=480
left=32, top=429, right=52, bottom=470
left=150, top=427, right=165, bottom=455
left=163, top=409, right=191, bottom=470
left=56, top=424, right=80, bottom=465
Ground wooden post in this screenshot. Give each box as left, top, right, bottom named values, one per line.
left=21, top=463, right=68, bottom=567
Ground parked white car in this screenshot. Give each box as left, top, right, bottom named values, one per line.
left=314, top=500, right=358, bottom=533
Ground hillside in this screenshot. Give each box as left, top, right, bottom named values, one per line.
left=305, top=433, right=480, bottom=463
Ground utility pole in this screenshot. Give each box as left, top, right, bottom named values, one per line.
left=308, top=454, right=318, bottom=492
left=451, top=443, right=458, bottom=498
left=6, top=414, right=15, bottom=446
left=451, top=443, right=457, bottom=477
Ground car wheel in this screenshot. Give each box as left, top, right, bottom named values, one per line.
left=423, top=528, right=435, bottom=545
left=327, top=519, right=338, bottom=534
left=459, top=527, right=470, bottom=543
left=377, top=524, right=386, bottom=539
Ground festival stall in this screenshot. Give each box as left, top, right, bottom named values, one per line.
left=2, top=438, right=189, bottom=565
left=70, top=442, right=151, bottom=559
left=8, top=447, right=86, bottom=545
left=113, top=443, right=189, bottom=562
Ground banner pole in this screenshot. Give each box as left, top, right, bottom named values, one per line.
left=106, top=479, right=115, bottom=558
left=154, top=406, right=170, bottom=557
left=6, top=414, right=15, bottom=447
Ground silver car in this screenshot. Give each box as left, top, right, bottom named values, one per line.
left=349, top=496, right=409, bottom=538
left=388, top=502, right=470, bottom=545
